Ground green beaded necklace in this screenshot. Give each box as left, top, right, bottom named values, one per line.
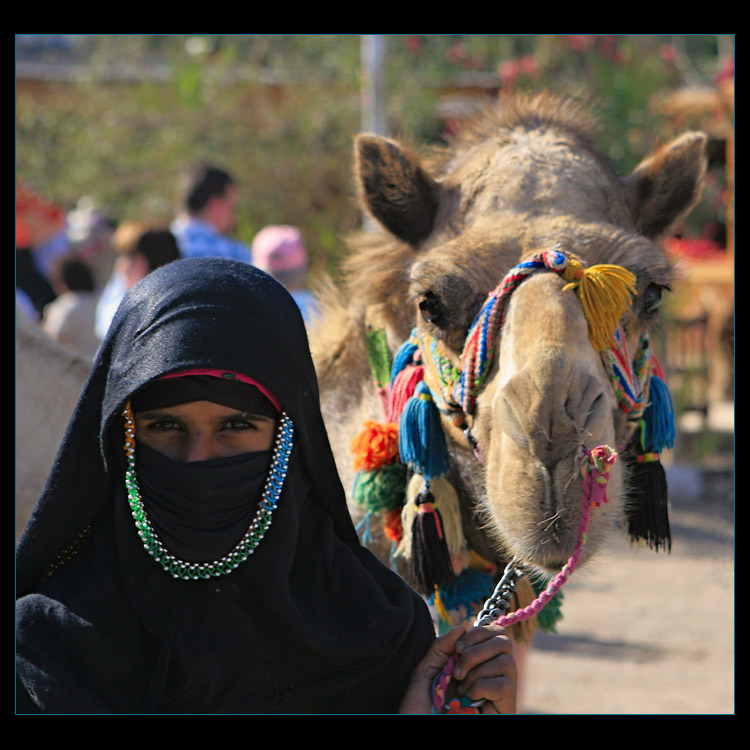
left=122, top=403, right=294, bottom=581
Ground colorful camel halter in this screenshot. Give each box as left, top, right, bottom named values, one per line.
left=352, top=249, right=675, bottom=673
left=402, top=248, right=673, bottom=555
left=418, top=248, right=648, bottom=428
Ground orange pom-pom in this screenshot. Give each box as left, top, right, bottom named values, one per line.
left=351, top=420, right=399, bottom=471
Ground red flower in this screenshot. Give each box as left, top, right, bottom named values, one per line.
left=405, top=36, right=422, bottom=53
left=660, top=44, right=678, bottom=65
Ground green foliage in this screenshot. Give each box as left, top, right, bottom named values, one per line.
left=16, top=35, right=731, bottom=275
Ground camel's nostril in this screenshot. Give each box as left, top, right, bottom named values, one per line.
left=583, top=393, right=606, bottom=429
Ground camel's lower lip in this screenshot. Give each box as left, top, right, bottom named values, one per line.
left=538, top=558, right=566, bottom=571
left=520, top=549, right=576, bottom=575
left=536, top=561, right=570, bottom=577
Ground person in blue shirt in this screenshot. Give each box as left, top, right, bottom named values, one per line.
left=170, top=163, right=253, bottom=264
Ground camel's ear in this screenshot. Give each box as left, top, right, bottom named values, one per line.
left=355, top=134, right=441, bottom=246
left=622, top=131, right=708, bottom=238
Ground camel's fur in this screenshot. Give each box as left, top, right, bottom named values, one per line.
left=311, top=92, right=706, bottom=614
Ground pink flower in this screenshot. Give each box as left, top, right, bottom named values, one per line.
left=715, top=55, right=734, bottom=86
left=519, top=54, right=539, bottom=75
left=498, top=55, right=539, bottom=86
left=660, top=44, right=678, bottom=65
left=447, top=42, right=467, bottom=63
left=498, top=58, right=522, bottom=86
left=566, top=35, right=595, bottom=53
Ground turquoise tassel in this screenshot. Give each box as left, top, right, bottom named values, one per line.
left=391, top=335, right=418, bottom=382
left=643, top=375, right=675, bottom=452
left=399, top=381, right=450, bottom=478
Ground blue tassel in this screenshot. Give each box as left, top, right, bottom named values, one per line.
left=391, top=335, right=418, bottom=383
left=643, top=375, right=675, bottom=452
left=399, top=381, right=450, bottom=478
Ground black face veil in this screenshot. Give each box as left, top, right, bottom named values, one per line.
left=16, top=258, right=433, bottom=714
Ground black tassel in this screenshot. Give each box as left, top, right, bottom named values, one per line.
left=409, top=490, right=455, bottom=596
left=626, top=450, right=671, bottom=552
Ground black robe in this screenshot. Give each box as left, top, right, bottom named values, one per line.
left=16, top=258, right=434, bottom=714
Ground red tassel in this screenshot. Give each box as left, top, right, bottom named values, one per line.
left=388, top=364, right=424, bottom=422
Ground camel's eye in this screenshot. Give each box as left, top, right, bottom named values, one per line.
left=418, top=291, right=448, bottom=328
left=642, top=283, right=664, bottom=317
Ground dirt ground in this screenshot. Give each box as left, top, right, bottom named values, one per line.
left=518, top=467, right=734, bottom=715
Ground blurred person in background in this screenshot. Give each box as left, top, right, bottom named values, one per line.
left=171, top=163, right=252, bottom=264
left=16, top=184, right=69, bottom=285
left=65, top=196, right=116, bottom=290
left=42, top=254, right=100, bottom=359
left=251, top=225, right=318, bottom=324
left=95, top=223, right=181, bottom=342
left=16, top=186, right=64, bottom=319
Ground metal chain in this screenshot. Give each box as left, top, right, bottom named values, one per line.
left=473, top=558, right=524, bottom=626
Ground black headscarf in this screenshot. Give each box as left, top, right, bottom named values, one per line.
left=16, top=258, right=433, bottom=714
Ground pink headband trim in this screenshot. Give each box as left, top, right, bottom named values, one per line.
left=160, top=368, right=282, bottom=412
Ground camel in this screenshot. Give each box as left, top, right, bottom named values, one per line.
left=310, top=92, right=707, bottom=638
left=15, top=310, right=93, bottom=540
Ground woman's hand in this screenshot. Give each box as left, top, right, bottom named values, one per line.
left=399, top=623, right=517, bottom=714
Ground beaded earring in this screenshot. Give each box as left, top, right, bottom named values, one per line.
left=122, top=402, right=294, bottom=580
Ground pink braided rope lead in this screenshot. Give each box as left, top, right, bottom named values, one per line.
left=496, top=445, right=616, bottom=628
left=431, top=445, right=617, bottom=714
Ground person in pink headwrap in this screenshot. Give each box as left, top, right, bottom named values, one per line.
left=251, top=225, right=318, bottom=324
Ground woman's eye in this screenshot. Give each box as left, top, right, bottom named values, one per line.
left=143, top=419, right=183, bottom=433
left=223, top=419, right=256, bottom=431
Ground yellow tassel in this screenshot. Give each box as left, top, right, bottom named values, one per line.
left=562, top=260, right=636, bottom=351
left=397, top=474, right=466, bottom=560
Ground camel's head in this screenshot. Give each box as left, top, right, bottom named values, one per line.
left=350, top=94, right=706, bottom=576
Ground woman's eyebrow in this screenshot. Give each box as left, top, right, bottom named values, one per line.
left=134, top=409, right=176, bottom=419
left=238, top=412, right=275, bottom=422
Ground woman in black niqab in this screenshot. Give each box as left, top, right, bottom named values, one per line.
left=16, top=258, right=437, bottom=714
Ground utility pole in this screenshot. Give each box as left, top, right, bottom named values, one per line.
left=360, top=35, right=386, bottom=135
left=360, top=35, right=387, bottom=231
